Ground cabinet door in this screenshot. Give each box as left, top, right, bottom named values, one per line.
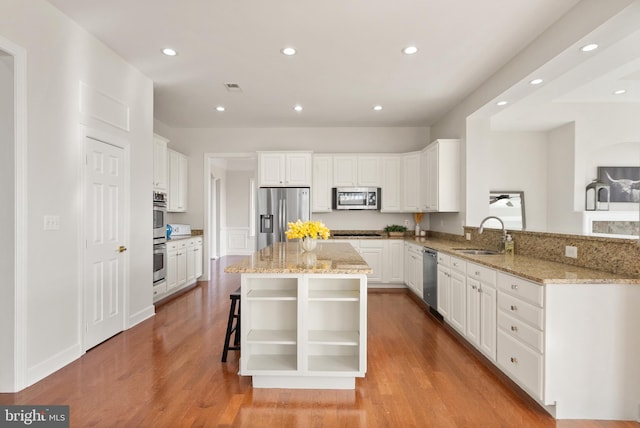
left=381, top=156, right=402, bottom=212
left=466, top=277, right=481, bottom=347
left=436, top=265, right=450, bottom=319
left=479, top=284, right=497, bottom=361
left=312, top=155, right=333, bottom=212
left=333, top=156, right=357, bottom=187
left=425, top=143, right=438, bottom=211
left=153, top=134, right=168, bottom=191
left=194, top=240, right=203, bottom=279
left=402, top=153, right=420, bottom=212
left=385, top=240, right=404, bottom=283
left=259, top=153, right=285, bottom=186
left=411, top=253, right=423, bottom=298
left=166, top=248, right=178, bottom=290
left=186, top=244, right=196, bottom=283
left=176, top=246, right=187, bottom=287
left=449, top=270, right=466, bottom=334
left=357, top=156, right=380, bottom=187
left=168, top=150, right=188, bottom=212
left=359, top=247, right=383, bottom=283
left=285, top=153, right=311, bottom=186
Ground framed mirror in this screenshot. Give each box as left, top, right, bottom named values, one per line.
left=489, top=191, right=526, bottom=230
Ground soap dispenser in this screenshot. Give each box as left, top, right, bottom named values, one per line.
left=504, top=234, right=514, bottom=255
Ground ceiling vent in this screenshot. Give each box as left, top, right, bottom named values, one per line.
left=224, top=83, right=243, bottom=92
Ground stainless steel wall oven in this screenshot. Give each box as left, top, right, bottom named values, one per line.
left=153, top=191, right=167, bottom=285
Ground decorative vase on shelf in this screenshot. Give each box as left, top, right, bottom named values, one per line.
left=300, top=237, right=318, bottom=252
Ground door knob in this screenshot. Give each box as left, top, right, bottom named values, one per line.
left=118, top=245, right=127, bottom=253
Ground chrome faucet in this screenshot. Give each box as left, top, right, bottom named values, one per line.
left=478, top=216, right=507, bottom=253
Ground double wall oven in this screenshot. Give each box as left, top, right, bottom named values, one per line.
left=153, top=191, right=167, bottom=286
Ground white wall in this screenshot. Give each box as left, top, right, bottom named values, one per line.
left=489, top=131, right=548, bottom=232
left=154, top=124, right=430, bottom=229
left=225, top=170, right=253, bottom=227
left=0, top=0, right=154, bottom=391
left=0, top=51, right=15, bottom=389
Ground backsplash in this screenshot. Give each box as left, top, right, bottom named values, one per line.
left=457, top=227, right=640, bottom=277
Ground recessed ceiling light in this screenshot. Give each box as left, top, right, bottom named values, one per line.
left=293, top=105, right=303, bottom=112
left=215, top=106, right=225, bottom=112
left=613, top=89, right=627, bottom=95
left=529, top=78, right=544, bottom=85
left=373, top=105, right=383, bottom=111
left=162, top=48, right=177, bottom=56
left=580, top=43, right=599, bottom=52
left=496, top=100, right=508, bottom=106
left=281, top=47, right=297, bottom=56
left=402, top=46, right=418, bottom=55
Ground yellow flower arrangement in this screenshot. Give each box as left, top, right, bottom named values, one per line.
left=285, top=219, right=331, bottom=240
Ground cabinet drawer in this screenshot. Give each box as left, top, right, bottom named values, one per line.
left=437, top=252, right=450, bottom=266
left=497, top=273, right=543, bottom=307
left=359, top=239, right=385, bottom=249
left=497, top=330, right=543, bottom=400
left=498, top=292, right=544, bottom=330
left=498, top=310, right=544, bottom=352
left=153, top=282, right=167, bottom=297
left=450, top=257, right=466, bottom=274
left=467, top=262, right=496, bottom=285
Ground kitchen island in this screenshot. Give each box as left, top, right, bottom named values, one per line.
left=224, top=242, right=371, bottom=389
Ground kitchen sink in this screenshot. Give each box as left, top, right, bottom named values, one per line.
left=453, top=248, right=500, bottom=255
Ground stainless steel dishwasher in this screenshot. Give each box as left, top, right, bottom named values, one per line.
left=423, top=248, right=438, bottom=311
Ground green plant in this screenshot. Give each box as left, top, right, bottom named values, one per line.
left=384, top=224, right=407, bottom=232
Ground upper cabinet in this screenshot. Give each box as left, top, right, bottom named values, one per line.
left=258, top=151, right=312, bottom=187
left=312, top=155, right=333, bottom=212
left=402, top=152, right=421, bottom=212
left=333, top=155, right=381, bottom=187
left=167, top=149, right=188, bottom=212
left=153, top=134, right=168, bottom=191
left=420, top=139, right=460, bottom=212
left=380, top=155, right=402, bottom=212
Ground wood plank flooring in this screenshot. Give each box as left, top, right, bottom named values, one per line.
left=1, top=256, right=638, bottom=427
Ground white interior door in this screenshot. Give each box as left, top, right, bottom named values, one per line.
left=84, top=136, right=126, bottom=350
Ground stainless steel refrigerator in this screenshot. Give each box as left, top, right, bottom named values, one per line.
left=257, top=187, right=310, bottom=250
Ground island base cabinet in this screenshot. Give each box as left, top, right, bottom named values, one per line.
left=241, top=273, right=367, bottom=389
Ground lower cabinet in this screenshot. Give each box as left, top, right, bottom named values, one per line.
left=496, top=272, right=544, bottom=400
left=156, top=236, right=203, bottom=302
left=240, top=273, right=367, bottom=389
left=404, top=242, right=423, bottom=298
left=334, top=239, right=404, bottom=286
left=466, top=262, right=497, bottom=361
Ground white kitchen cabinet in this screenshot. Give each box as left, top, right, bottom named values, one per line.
left=402, top=152, right=420, bottom=212
left=332, top=155, right=380, bottom=187
left=358, top=240, right=384, bottom=283
left=159, top=237, right=203, bottom=302
left=380, top=155, right=402, bottom=212
left=357, top=156, right=380, bottom=187
left=448, top=258, right=466, bottom=335
left=312, top=155, right=333, bottom=212
left=258, top=151, right=312, bottom=187
left=496, top=272, right=544, bottom=400
left=241, top=273, right=367, bottom=389
left=421, top=139, right=460, bottom=212
left=384, top=239, right=405, bottom=283
left=466, top=262, right=497, bottom=361
left=403, top=242, right=423, bottom=298
left=168, top=149, right=188, bottom=212
left=153, top=134, right=168, bottom=191
left=436, top=253, right=451, bottom=319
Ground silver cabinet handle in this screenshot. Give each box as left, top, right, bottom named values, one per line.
left=510, top=305, right=517, bottom=311
left=511, top=284, right=518, bottom=290
left=510, top=325, right=518, bottom=332
left=510, top=357, right=518, bottom=364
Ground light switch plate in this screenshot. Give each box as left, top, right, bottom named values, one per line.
left=44, top=215, right=60, bottom=230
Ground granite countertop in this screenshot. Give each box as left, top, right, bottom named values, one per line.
left=405, top=237, right=640, bottom=285
left=224, top=242, right=372, bottom=274
left=167, top=235, right=202, bottom=242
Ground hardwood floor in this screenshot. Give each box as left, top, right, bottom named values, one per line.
left=1, top=256, right=638, bottom=427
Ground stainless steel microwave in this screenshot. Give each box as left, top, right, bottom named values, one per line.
left=332, top=187, right=381, bottom=210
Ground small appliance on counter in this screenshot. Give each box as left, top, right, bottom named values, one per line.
left=167, top=223, right=192, bottom=240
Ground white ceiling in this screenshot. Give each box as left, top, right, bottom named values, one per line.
left=46, top=0, right=581, bottom=128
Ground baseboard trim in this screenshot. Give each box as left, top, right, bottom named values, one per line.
left=26, top=343, right=82, bottom=388
left=127, top=305, right=155, bottom=329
